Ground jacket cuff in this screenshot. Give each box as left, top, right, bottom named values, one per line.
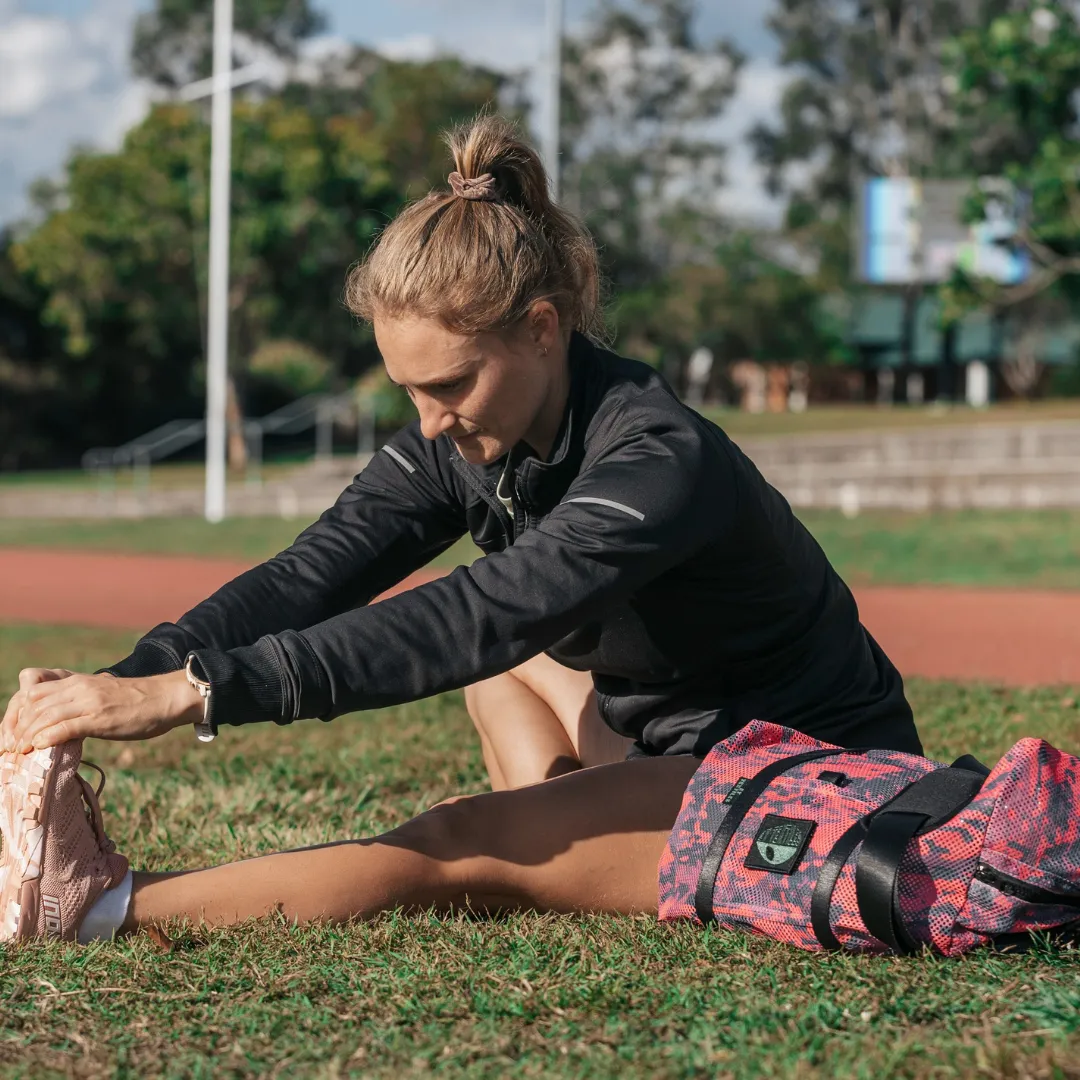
left=97, top=634, right=185, bottom=679
left=186, top=639, right=286, bottom=728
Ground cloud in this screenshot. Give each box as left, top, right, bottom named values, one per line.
left=0, top=15, right=99, bottom=117
left=0, top=0, right=149, bottom=225
left=374, top=34, right=440, bottom=63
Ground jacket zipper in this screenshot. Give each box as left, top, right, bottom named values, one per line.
left=974, top=862, right=1080, bottom=908
left=450, top=455, right=514, bottom=545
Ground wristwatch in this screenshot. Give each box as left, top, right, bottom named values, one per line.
left=184, top=653, right=217, bottom=743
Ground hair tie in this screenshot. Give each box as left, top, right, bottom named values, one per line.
left=448, top=171, right=499, bottom=202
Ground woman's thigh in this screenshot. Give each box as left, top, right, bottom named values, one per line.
left=509, top=652, right=634, bottom=768
left=391, top=754, right=699, bottom=914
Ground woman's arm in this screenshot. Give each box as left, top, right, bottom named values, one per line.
left=183, top=414, right=728, bottom=729
left=101, top=422, right=467, bottom=680
left=7, top=413, right=729, bottom=750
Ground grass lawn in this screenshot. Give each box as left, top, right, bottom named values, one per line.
left=1, top=624, right=1079, bottom=1079
left=0, top=518, right=481, bottom=570
left=0, top=460, right=306, bottom=493
left=800, top=509, right=1080, bottom=590
left=3, top=509, right=1080, bottom=589
left=698, top=398, right=1080, bottom=438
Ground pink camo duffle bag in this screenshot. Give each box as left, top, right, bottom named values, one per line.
left=658, top=720, right=1080, bottom=955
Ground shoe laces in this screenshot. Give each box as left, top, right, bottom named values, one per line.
left=77, top=761, right=119, bottom=860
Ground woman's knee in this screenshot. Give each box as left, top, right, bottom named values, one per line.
left=395, top=791, right=510, bottom=865
left=463, top=675, right=501, bottom=731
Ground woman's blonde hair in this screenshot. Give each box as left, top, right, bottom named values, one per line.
left=346, top=113, right=604, bottom=340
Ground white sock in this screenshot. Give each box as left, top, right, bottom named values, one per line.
left=77, top=869, right=134, bottom=944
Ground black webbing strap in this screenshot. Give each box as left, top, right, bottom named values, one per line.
left=853, top=766, right=987, bottom=954
left=693, top=748, right=852, bottom=925
left=855, top=811, right=927, bottom=954
left=810, top=818, right=868, bottom=951
left=950, top=754, right=991, bottom=777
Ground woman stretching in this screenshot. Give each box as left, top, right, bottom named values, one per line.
left=0, top=116, right=921, bottom=944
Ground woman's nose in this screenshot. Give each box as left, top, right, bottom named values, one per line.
left=414, top=395, right=458, bottom=441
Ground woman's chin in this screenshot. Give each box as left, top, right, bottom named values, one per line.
left=453, top=434, right=505, bottom=464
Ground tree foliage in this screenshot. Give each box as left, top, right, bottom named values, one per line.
left=133, top=0, right=325, bottom=88
left=560, top=0, right=743, bottom=292
left=4, top=42, right=510, bottom=465
left=942, top=2, right=1080, bottom=311
left=8, top=101, right=398, bottom=456
left=613, top=231, right=846, bottom=371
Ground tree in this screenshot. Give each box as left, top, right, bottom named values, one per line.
left=283, top=53, right=520, bottom=198
left=0, top=232, right=68, bottom=468
left=10, top=101, right=399, bottom=459
left=749, top=0, right=1019, bottom=283
left=937, top=2, right=1080, bottom=394
left=613, top=231, right=847, bottom=376
left=942, top=3, right=1080, bottom=308
left=132, top=0, right=325, bottom=88
left=559, top=0, right=744, bottom=292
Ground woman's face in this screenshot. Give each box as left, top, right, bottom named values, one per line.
left=374, top=305, right=564, bottom=465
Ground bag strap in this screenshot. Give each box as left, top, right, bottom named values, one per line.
left=854, top=766, right=987, bottom=954
left=693, top=747, right=854, bottom=925
left=855, top=811, right=928, bottom=953
left=812, top=764, right=988, bottom=952
left=810, top=817, right=869, bottom=950
left=950, top=754, right=991, bottom=777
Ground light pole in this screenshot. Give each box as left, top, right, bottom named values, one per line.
left=203, top=0, right=234, bottom=522
left=543, top=0, right=563, bottom=200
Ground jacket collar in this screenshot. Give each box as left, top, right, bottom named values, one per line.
left=513, top=331, right=593, bottom=511
left=447, top=331, right=595, bottom=512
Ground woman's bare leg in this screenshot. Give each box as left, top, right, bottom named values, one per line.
left=124, top=755, right=697, bottom=931
left=464, top=653, right=633, bottom=790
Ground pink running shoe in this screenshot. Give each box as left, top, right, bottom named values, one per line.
left=0, top=740, right=129, bottom=941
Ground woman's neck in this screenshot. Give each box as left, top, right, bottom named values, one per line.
left=523, top=346, right=571, bottom=461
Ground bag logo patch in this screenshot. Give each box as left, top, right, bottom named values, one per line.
left=744, top=814, right=816, bottom=875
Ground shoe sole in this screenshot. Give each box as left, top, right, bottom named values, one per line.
left=0, top=747, right=57, bottom=940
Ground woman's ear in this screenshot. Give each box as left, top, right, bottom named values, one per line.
left=528, top=301, right=561, bottom=353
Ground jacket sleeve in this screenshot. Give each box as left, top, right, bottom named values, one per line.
left=100, top=423, right=467, bottom=680
left=186, top=412, right=732, bottom=728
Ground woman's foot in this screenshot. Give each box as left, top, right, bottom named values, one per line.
left=0, top=740, right=128, bottom=940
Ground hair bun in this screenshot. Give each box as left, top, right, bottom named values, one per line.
left=448, top=171, right=499, bottom=202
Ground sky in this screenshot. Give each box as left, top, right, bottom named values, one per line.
left=0, top=0, right=789, bottom=228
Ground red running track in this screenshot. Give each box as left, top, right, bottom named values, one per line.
left=2, top=548, right=1079, bottom=687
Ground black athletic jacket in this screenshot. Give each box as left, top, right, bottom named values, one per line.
left=105, top=333, right=921, bottom=758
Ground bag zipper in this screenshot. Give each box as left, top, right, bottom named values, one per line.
left=974, top=862, right=1080, bottom=909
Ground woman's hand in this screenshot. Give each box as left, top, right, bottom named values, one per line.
left=1, top=669, right=202, bottom=753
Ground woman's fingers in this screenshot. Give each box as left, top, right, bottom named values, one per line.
left=19, top=667, right=75, bottom=690
left=2, top=669, right=77, bottom=752
left=13, top=676, right=104, bottom=750
left=1, top=688, right=27, bottom=751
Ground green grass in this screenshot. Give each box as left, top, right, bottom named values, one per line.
left=800, top=509, right=1080, bottom=589
left=0, top=518, right=482, bottom=569
left=3, top=510, right=1080, bottom=589
left=699, top=399, right=1080, bottom=437
left=1, top=623, right=1079, bottom=1078
left=0, top=460, right=308, bottom=492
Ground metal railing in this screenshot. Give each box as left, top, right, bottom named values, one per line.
left=81, top=391, right=376, bottom=494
